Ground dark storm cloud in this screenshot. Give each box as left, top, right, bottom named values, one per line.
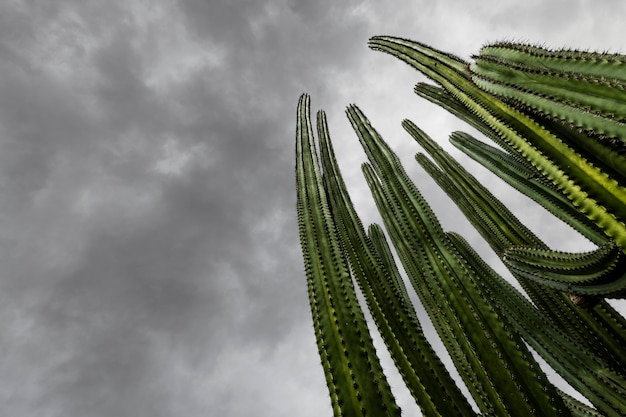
left=0, top=0, right=380, bottom=415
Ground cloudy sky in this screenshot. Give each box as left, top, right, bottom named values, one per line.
left=1, top=1, right=625, bottom=416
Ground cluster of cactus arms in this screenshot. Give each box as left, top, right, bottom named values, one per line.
left=295, top=36, right=626, bottom=416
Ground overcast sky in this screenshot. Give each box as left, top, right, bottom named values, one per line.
left=1, top=1, right=625, bottom=416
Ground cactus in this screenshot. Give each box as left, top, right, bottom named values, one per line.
left=369, top=36, right=626, bottom=294
left=295, top=37, right=626, bottom=416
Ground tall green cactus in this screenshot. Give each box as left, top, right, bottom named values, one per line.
left=295, top=37, right=626, bottom=416
left=296, top=95, right=402, bottom=417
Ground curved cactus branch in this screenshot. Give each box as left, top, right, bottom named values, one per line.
left=503, top=243, right=626, bottom=297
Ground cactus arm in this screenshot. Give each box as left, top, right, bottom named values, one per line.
left=503, top=243, right=626, bottom=297
left=503, top=245, right=626, bottom=294
left=316, top=109, right=476, bottom=416
left=470, top=55, right=626, bottom=145
left=478, top=43, right=626, bottom=84
left=367, top=223, right=419, bottom=323
left=348, top=104, right=569, bottom=417
left=369, top=36, right=626, bottom=251
left=295, top=94, right=401, bottom=416
left=471, top=53, right=626, bottom=113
